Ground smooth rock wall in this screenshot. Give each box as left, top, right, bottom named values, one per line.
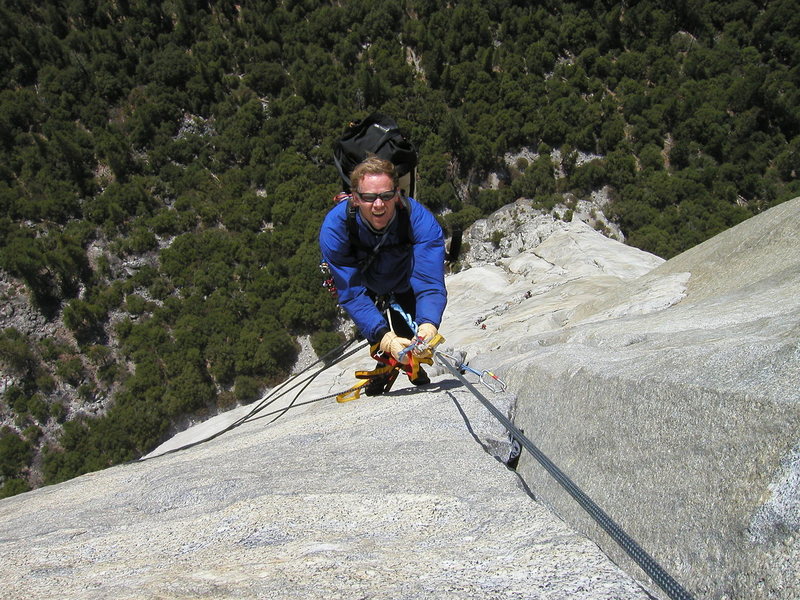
left=504, top=197, right=800, bottom=599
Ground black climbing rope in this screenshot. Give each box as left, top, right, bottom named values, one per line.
left=137, top=337, right=368, bottom=461
left=134, top=329, right=695, bottom=600
left=435, top=352, right=696, bottom=600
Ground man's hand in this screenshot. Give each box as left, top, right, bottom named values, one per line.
left=416, top=323, right=438, bottom=344
left=413, top=323, right=439, bottom=357
left=379, top=331, right=413, bottom=364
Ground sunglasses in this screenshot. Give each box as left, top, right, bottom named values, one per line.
left=355, top=189, right=397, bottom=203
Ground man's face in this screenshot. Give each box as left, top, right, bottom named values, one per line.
left=353, top=173, right=398, bottom=231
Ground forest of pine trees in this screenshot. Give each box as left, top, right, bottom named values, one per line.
left=1, top=0, right=798, bottom=497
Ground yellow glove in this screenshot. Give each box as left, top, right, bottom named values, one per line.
left=414, top=323, right=439, bottom=357
left=416, top=323, right=438, bottom=343
left=379, top=331, right=413, bottom=364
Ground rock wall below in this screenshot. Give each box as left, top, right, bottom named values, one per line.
left=498, top=198, right=799, bottom=599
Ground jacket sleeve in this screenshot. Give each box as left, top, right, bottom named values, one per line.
left=408, top=199, right=447, bottom=328
left=319, top=206, right=389, bottom=343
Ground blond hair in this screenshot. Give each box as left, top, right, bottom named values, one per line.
left=350, top=156, right=398, bottom=191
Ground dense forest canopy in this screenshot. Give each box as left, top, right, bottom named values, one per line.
left=0, top=0, right=798, bottom=497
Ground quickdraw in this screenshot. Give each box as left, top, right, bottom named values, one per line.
left=320, top=261, right=338, bottom=300
left=435, top=350, right=507, bottom=393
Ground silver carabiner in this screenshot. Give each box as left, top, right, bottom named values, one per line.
left=479, top=370, right=507, bottom=393
left=437, top=351, right=507, bottom=394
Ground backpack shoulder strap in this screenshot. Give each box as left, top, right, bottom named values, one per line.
left=345, top=198, right=361, bottom=247
left=396, top=195, right=412, bottom=247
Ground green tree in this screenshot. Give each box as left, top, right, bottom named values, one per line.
left=0, top=427, right=33, bottom=478
left=63, top=299, right=107, bottom=346
left=0, top=328, right=37, bottom=376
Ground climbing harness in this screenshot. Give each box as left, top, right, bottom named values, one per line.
left=337, top=362, right=398, bottom=403
left=434, top=352, right=696, bottom=600
left=336, top=332, right=445, bottom=403
left=336, top=296, right=444, bottom=403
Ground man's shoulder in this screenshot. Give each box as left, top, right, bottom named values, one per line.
left=321, top=199, right=349, bottom=226
left=405, top=197, right=442, bottom=233
left=319, top=201, right=352, bottom=250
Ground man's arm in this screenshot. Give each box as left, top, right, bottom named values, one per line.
left=319, top=207, right=390, bottom=343
left=408, top=199, right=447, bottom=328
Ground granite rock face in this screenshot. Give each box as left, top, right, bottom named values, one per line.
left=1, top=197, right=797, bottom=599
left=465, top=197, right=799, bottom=599
left=0, top=380, right=650, bottom=599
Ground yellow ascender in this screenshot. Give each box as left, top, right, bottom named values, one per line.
left=335, top=333, right=445, bottom=403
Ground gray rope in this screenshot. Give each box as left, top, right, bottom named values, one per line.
left=435, top=352, right=695, bottom=600
left=136, top=339, right=368, bottom=461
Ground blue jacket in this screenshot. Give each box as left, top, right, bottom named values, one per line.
left=319, top=197, right=447, bottom=343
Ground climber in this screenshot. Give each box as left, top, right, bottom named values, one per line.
left=319, top=156, right=447, bottom=395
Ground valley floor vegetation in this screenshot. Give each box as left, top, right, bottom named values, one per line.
left=1, top=0, right=798, bottom=497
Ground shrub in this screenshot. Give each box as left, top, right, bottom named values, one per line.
left=125, top=294, right=149, bottom=315
left=23, top=424, right=42, bottom=443
left=49, top=402, right=67, bottom=423
left=234, top=375, right=261, bottom=404
left=38, top=338, right=73, bottom=362
left=0, top=328, right=36, bottom=376
left=214, top=391, right=235, bottom=412
left=0, top=478, right=30, bottom=499
left=27, top=394, right=50, bottom=424
left=491, top=230, right=505, bottom=248
left=35, top=373, right=56, bottom=394
left=0, top=427, right=33, bottom=478
left=56, top=357, right=85, bottom=386
left=310, top=330, right=346, bottom=362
